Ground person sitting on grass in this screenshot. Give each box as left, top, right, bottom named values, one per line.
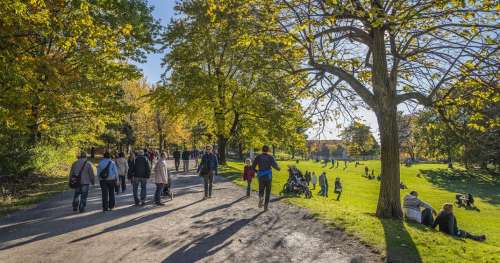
left=334, top=177, right=342, bottom=201
left=432, top=203, right=486, bottom=241
left=242, top=159, right=256, bottom=197
left=403, top=191, right=436, bottom=226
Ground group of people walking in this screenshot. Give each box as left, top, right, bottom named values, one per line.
left=68, top=149, right=172, bottom=213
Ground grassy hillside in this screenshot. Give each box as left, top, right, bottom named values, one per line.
left=219, top=160, right=500, bottom=263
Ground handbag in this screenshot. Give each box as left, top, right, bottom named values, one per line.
left=99, top=161, right=112, bottom=180
left=69, top=160, right=87, bottom=189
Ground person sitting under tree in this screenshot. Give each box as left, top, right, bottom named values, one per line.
left=433, top=203, right=485, bottom=241
left=403, top=191, right=436, bottom=227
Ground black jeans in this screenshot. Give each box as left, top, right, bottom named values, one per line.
left=119, top=175, right=126, bottom=192
left=246, top=180, right=252, bottom=196
left=421, top=208, right=434, bottom=227
left=203, top=171, right=214, bottom=197
left=258, top=176, right=271, bottom=209
left=174, top=158, right=180, bottom=171
left=100, top=180, right=116, bottom=211
left=155, top=183, right=164, bottom=204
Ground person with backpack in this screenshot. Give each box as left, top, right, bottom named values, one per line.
left=242, top=158, right=256, bottom=197
left=97, top=152, right=118, bottom=212
left=252, top=145, right=280, bottom=211
left=68, top=151, right=95, bottom=213
left=132, top=150, right=151, bottom=206
left=115, top=152, right=129, bottom=193
left=173, top=148, right=181, bottom=171
left=197, top=145, right=218, bottom=199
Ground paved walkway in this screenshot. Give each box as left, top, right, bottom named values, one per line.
left=0, top=161, right=380, bottom=263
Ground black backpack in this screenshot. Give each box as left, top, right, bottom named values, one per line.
left=69, top=161, right=87, bottom=189
left=99, top=161, right=112, bottom=180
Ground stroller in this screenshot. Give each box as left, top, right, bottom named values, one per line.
left=281, top=166, right=312, bottom=199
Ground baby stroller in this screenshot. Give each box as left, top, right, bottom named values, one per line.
left=281, top=166, right=312, bottom=199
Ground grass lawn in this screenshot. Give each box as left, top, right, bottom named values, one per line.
left=219, top=160, right=500, bottom=263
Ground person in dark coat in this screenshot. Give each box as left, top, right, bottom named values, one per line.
left=197, top=145, right=218, bottom=199
left=252, top=145, right=280, bottom=211
left=182, top=150, right=190, bottom=173
left=132, top=150, right=151, bottom=206
left=173, top=149, right=181, bottom=171
left=432, top=203, right=485, bottom=241
left=242, top=159, right=256, bottom=197
left=127, top=152, right=135, bottom=182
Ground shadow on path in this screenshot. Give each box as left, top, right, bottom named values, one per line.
left=380, top=218, right=422, bottom=263
left=163, top=211, right=263, bottom=263
left=190, top=196, right=246, bottom=218
left=70, top=199, right=203, bottom=243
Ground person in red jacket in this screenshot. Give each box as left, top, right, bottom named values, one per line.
left=243, top=158, right=256, bottom=197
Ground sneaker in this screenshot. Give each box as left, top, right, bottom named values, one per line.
left=73, top=207, right=78, bottom=212
left=140, top=201, right=146, bottom=206
left=155, top=202, right=165, bottom=206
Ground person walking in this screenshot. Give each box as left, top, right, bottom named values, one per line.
left=334, top=177, right=342, bottom=201
left=132, top=150, right=151, bottom=206
left=97, top=152, right=119, bottom=212
left=182, top=149, right=190, bottom=173
left=115, top=152, right=129, bottom=193
left=252, top=145, right=280, bottom=211
left=311, top=172, right=317, bottom=190
left=173, top=149, right=181, bottom=171
left=154, top=152, right=169, bottom=205
left=68, top=151, right=95, bottom=213
left=197, top=145, right=218, bottom=199
left=127, top=152, right=135, bottom=182
left=318, top=172, right=328, bottom=197
left=242, top=159, right=256, bottom=197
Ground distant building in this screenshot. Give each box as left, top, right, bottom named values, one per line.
left=306, top=139, right=349, bottom=160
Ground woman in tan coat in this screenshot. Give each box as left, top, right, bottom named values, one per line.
left=154, top=152, right=169, bottom=205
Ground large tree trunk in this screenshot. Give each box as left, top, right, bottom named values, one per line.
left=217, top=134, right=227, bottom=164
left=372, top=28, right=403, bottom=218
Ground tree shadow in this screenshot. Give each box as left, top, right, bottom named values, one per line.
left=419, top=169, right=500, bottom=205
left=190, top=196, right=246, bottom=218
left=69, top=199, right=203, bottom=243
left=379, top=218, right=422, bottom=263
left=162, top=211, right=264, bottom=263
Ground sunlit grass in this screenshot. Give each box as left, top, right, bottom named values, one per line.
left=220, top=160, right=500, bottom=263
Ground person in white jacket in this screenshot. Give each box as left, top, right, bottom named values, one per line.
left=115, top=152, right=129, bottom=193
left=153, top=152, right=169, bottom=205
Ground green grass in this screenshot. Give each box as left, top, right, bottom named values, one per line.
left=219, top=160, right=500, bottom=263
left=0, top=175, right=68, bottom=217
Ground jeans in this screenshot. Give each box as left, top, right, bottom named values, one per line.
left=258, top=175, right=272, bottom=209
left=203, top=171, right=214, bottom=197
left=119, top=175, right=126, bottom=192
left=72, top=184, right=90, bottom=211
left=132, top=177, right=148, bottom=204
left=183, top=160, right=189, bottom=172
left=335, top=191, right=342, bottom=201
left=421, top=208, right=434, bottom=227
left=100, top=180, right=116, bottom=211
left=174, top=159, right=180, bottom=171
left=155, top=183, right=164, bottom=204
left=246, top=180, right=252, bottom=197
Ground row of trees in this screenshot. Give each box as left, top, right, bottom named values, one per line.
left=154, top=0, right=498, bottom=218
left=0, top=0, right=159, bottom=176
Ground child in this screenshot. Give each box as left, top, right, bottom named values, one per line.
left=311, top=172, right=317, bottom=190
left=243, top=159, right=256, bottom=197
left=334, top=177, right=342, bottom=201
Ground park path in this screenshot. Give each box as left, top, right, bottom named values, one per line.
left=0, top=161, right=380, bottom=263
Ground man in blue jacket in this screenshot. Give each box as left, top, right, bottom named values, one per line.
left=97, top=152, right=119, bottom=212
left=197, top=145, right=218, bottom=199
left=252, top=145, right=280, bottom=211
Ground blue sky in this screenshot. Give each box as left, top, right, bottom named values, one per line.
left=135, top=0, right=379, bottom=140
